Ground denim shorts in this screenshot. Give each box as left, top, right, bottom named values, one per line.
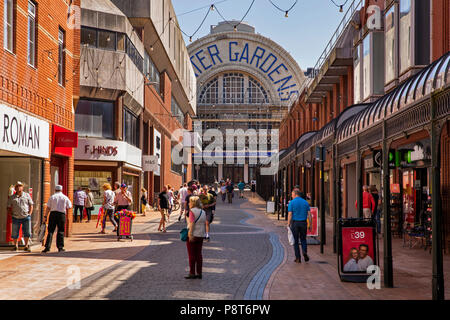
left=12, top=216, right=31, bottom=239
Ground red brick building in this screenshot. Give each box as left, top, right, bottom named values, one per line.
left=0, top=0, right=80, bottom=244
left=276, top=0, right=449, bottom=298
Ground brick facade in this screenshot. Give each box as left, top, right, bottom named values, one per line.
left=0, top=0, right=79, bottom=239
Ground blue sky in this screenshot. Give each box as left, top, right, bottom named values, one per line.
left=172, top=0, right=349, bottom=71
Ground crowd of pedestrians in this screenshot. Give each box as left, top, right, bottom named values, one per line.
left=8, top=176, right=255, bottom=282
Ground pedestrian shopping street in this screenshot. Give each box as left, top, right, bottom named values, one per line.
left=0, top=192, right=448, bottom=300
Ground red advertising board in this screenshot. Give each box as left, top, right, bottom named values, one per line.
left=307, top=207, right=319, bottom=237
left=341, top=226, right=376, bottom=273
left=52, top=125, right=78, bottom=157
left=119, top=216, right=132, bottom=236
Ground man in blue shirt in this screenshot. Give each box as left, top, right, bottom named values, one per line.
left=287, top=189, right=311, bottom=263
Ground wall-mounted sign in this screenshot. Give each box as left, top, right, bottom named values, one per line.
left=0, top=104, right=49, bottom=158
left=54, top=132, right=78, bottom=148
left=143, top=155, right=159, bottom=172
left=153, top=129, right=161, bottom=176
left=410, top=144, right=425, bottom=162
left=75, top=138, right=142, bottom=167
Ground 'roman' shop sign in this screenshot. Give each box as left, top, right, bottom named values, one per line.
left=0, top=104, right=49, bottom=158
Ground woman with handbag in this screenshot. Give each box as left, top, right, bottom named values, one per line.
left=185, top=196, right=207, bottom=279
left=141, top=188, right=148, bottom=216
left=84, top=188, right=94, bottom=223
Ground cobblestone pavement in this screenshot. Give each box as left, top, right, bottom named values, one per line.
left=45, top=194, right=278, bottom=300
left=1, top=192, right=448, bottom=300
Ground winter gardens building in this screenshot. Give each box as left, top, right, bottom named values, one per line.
left=188, top=21, right=305, bottom=184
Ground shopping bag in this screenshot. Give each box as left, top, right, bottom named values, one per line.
left=287, top=226, right=294, bottom=246
left=38, top=223, right=47, bottom=243
left=180, top=228, right=188, bottom=242
left=96, top=207, right=104, bottom=229
left=144, top=204, right=151, bottom=214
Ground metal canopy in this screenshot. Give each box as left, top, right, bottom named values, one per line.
left=337, top=52, right=450, bottom=144
left=295, top=131, right=317, bottom=155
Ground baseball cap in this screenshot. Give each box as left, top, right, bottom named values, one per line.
left=15, top=181, right=24, bottom=187
left=121, top=183, right=127, bottom=188
left=55, top=185, right=63, bottom=191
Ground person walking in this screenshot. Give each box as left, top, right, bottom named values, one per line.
left=141, top=188, right=148, bottom=216
left=84, top=188, right=94, bottom=223
left=167, top=185, right=174, bottom=221
left=114, top=183, right=133, bottom=237
left=42, top=185, right=72, bottom=253
left=220, top=183, right=227, bottom=202
left=200, top=185, right=216, bottom=242
left=370, top=185, right=381, bottom=233
left=7, top=181, right=33, bottom=252
left=237, top=181, right=245, bottom=198
left=185, top=196, right=207, bottom=279
left=101, top=183, right=117, bottom=234
left=158, top=186, right=169, bottom=232
left=287, top=189, right=311, bottom=263
left=73, top=187, right=87, bottom=223
left=208, top=185, right=217, bottom=215
left=226, top=182, right=234, bottom=204
left=178, top=183, right=188, bottom=221
left=355, top=185, right=376, bottom=219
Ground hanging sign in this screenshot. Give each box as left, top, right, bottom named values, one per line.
left=143, top=155, right=159, bottom=172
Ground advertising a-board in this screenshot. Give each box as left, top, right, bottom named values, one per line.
left=341, top=226, right=376, bottom=274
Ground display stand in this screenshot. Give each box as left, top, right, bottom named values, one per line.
left=337, top=218, right=378, bottom=283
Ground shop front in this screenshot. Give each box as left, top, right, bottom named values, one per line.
left=389, top=137, right=432, bottom=245
left=74, top=138, right=142, bottom=216
left=0, top=104, right=49, bottom=245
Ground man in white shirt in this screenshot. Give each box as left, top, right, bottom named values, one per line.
left=178, top=183, right=188, bottom=221
left=357, top=244, right=374, bottom=272
left=42, top=185, right=72, bottom=253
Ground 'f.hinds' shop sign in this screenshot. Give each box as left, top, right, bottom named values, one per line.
left=0, top=104, right=49, bottom=158
left=75, top=138, right=142, bottom=167
left=84, top=145, right=118, bottom=156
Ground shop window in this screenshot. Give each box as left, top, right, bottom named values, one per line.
left=27, top=1, right=36, bottom=67
left=3, top=0, right=14, bottom=53
left=123, top=108, right=139, bottom=147
left=0, top=158, right=42, bottom=244
left=385, top=5, right=396, bottom=84
left=75, top=99, right=115, bottom=139
left=399, top=0, right=412, bottom=74
left=98, top=30, right=115, bottom=51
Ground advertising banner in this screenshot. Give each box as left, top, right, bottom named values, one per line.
left=307, top=207, right=319, bottom=237
left=119, top=216, right=132, bottom=236
left=341, top=226, right=376, bottom=274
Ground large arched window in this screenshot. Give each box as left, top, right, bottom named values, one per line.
left=223, top=73, right=245, bottom=104
left=198, top=72, right=270, bottom=105
left=248, top=76, right=268, bottom=104
left=199, top=77, right=219, bottom=104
